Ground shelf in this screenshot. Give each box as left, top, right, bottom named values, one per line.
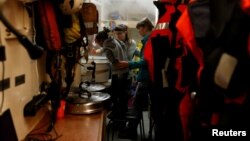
left=101, top=20, right=139, bottom=28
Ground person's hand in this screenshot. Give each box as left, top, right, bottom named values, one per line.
left=90, top=48, right=101, bottom=55
left=90, top=48, right=97, bottom=54
left=115, top=61, right=129, bottom=69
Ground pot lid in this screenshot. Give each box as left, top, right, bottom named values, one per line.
left=81, top=83, right=106, bottom=92
left=67, top=92, right=111, bottom=104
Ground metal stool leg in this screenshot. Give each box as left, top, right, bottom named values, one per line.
left=111, top=121, right=115, bottom=141
left=148, top=118, right=155, bottom=140
left=139, top=121, right=143, bottom=141
left=106, top=121, right=111, bottom=141
left=141, top=113, right=145, bottom=139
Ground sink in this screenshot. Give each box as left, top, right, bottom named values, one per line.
left=66, top=92, right=111, bottom=114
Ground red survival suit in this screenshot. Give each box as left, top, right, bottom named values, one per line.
left=176, top=0, right=250, bottom=140
left=144, top=0, right=189, bottom=141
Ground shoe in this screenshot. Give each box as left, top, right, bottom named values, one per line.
left=118, top=127, right=137, bottom=139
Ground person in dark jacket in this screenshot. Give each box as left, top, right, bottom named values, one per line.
left=95, top=28, right=130, bottom=117
left=113, top=24, right=137, bottom=61
left=115, top=18, right=154, bottom=139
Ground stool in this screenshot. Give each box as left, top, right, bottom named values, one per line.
left=106, top=109, right=145, bottom=141
left=148, top=116, right=155, bottom=140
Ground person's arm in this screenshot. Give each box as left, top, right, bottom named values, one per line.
left=115, top=58, right=146, bottom=70
left=128, top=57, right=146, bottom=69
left=90, top=48, right=103, bottom=55
left=104, top=48, right=118, bottom=64
left=133, top=48, right=141, bottom=57
left=103, top=39, right=119, bottom=64
left=129, top=39, right=147, bottom=69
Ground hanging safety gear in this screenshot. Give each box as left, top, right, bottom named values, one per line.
left=143, top=1, right=190, bottom=141
left=59, top=0, right=84, bottom=15
left=38, top=0, right=62, bottom=51
left=79, top=2, right=99, bottom=35
left=176, top=0, right=250, bottom=140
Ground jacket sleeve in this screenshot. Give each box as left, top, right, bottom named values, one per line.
left=128, top=57, right=147, bottom=69
left=133, top=48, right=141, bottom=57
left=103, top=39, right=119, bottom=64
left=104, top=48, right=118, bottom=64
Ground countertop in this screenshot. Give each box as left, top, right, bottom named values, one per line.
left=24, top=110, right=106, bottom=141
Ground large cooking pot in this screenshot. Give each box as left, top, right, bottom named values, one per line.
left=66, top=91, right=111, bottom=114
left=81, top=56, right=111, bottom=83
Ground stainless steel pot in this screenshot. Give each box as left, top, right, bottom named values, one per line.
left=66, top=91, right=111, bottom=114
left=81, top=56, right=111, bottom=83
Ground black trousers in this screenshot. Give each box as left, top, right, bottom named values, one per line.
left=110, top=73, right=130, bottom=116
left=150, top=88, right=184, bottom=141
left=127, top=82, right=149, bottom=130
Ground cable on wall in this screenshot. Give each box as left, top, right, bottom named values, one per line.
left=0, top=25, right=6, bottom=114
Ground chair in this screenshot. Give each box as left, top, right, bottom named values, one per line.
left=106, top=109, right=145, bottom=141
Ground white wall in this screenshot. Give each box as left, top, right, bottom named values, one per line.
left=0, top=0, right=48, bottom=140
